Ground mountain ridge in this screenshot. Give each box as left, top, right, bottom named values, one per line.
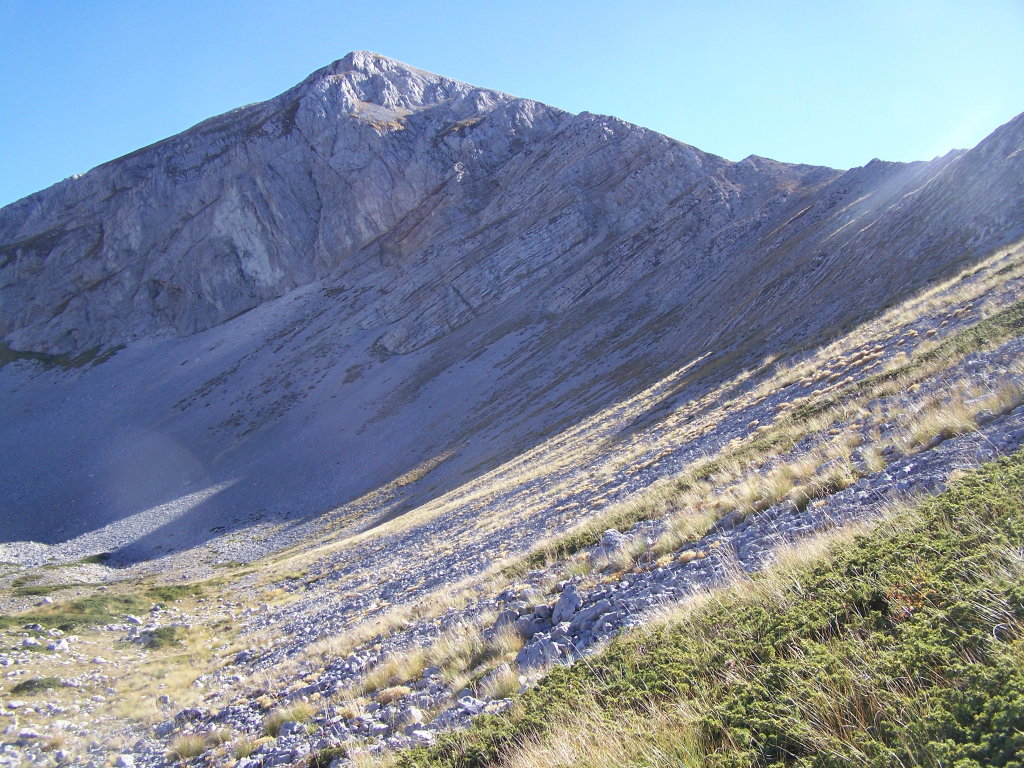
left=1, top=50, right=839, bottom=354
left=3, top=52, right=1024, bottom=768
left=0, top=53, right=1022, bottom=565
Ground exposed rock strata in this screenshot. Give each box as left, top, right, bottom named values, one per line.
left=1, top=52, right=1022, bottom=558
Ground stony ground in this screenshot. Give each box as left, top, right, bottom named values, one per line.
left=3, top=242, right=1024, bottom=767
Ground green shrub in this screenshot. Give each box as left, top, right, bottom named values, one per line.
left=309, top=746, right=349, bottom=767
left=147, top=583, right=205, bottom=602
left=146, top=626, right=187, bottom=649
left=11, top=677, right=61, bottom=695
left=73, top=553, right=111, bottom=565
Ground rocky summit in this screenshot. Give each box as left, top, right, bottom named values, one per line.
left=1, top=52, right=1024, bottom=768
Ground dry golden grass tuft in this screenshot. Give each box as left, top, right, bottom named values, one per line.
left=42, top=731, right=68, bottom=752
left=262, top=701, right=316, bottom=737
left=480, top=664, right=520, bottom=699
left=232, top=734, right=271, bottom=760
left=652, top=508, right=718, bottom=558
left=166, top=733, right=208, bottom=762
left=497, top=695, right=702, bottom=768
left=362, top=648, right=428, bottom=693
left=486, top=623, right=526, bottom=659
left=347, top=750, right=399, bottom=768
left=906, top=398, right=978, bottom=449
left=354, top=612, right=528, bottom=699
left=322, top=691, right=367, bottom=720
left=376, top=684, right=413, bottom=704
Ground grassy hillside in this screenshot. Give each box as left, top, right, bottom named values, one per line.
left=4, top=245, right=1022, bottom=765
left=396, top=448, right=1024, bottom=768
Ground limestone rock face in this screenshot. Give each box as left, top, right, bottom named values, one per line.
left=0, top=51, right=536, bottom=351
left=1, top=52, right=1022, bottom=558
left=1, top=50, right=839, bottom=358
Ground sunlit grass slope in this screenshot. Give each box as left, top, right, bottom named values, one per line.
left=397, top=448, right=1024, bottom=768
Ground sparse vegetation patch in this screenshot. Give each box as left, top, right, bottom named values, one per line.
left=10, top=676, right=62, bottom=695
left=396, top=449, right=1024, bottom=768
left=0, top=593, right=150, bottom=630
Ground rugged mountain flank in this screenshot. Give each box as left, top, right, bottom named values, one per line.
left=1, top=52, right=1022, bottom=560
left=3, top=51, right=1024, bottom=768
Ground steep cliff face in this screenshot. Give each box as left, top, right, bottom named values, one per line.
left=1, top=51, right=839, bottom=355
left=1, top=52, right=1022, bottom=559
left=0, top=51, right=519, bottom=350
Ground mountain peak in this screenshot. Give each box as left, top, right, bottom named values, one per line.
left=321, top=49, right=427, bottom=79
left=293, top=50, right=478, bottom=113
left=336, top=49, right=409, bottom=71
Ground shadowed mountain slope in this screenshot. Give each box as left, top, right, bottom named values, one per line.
left=1, top=52, right=1022, bottom=561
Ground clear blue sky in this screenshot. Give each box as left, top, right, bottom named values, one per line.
left=1, top=0, right=1022, bottom=208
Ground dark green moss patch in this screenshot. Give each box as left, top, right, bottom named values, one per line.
left=0, top=593, right=150, bottom=631
left=12, top=582, right=95, bottom=597
left=145, top=625, right=187, bottom=649
left=0, top=342, right=121, bottom=370
left=147, top=583, right=206, bottom=602
left=10, top=676, right=61, bottom=695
